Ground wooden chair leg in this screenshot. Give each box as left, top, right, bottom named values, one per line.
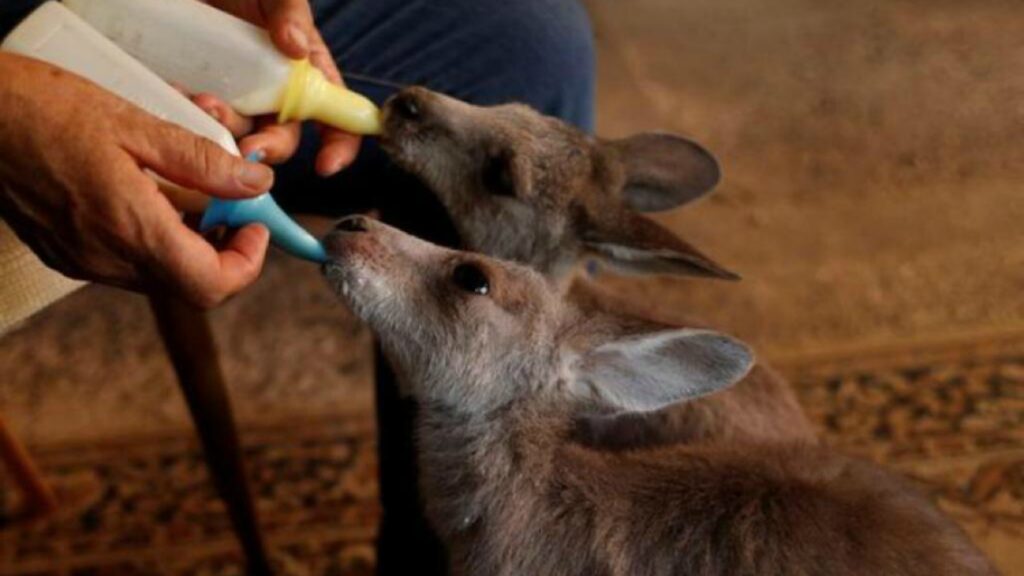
left=373, top=346, right=449, bottom=576
left=0, top=415, right=57, bottom=518
left=149, top=295, right=272, bottom=576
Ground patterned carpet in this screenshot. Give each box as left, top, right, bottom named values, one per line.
left=0, top=414, right=380, bottom=576
left=785, top=331, right=1024, bottom=574
left=2, top=329, right=1021, bottom=575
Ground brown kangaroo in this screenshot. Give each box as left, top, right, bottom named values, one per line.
left=323, top=216, right=997, bottom=576
left=379, top=87, right=812, bottom=445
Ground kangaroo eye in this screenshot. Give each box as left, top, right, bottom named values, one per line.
left=481, top=152, right=516, bottom=198
left=452, top=263, right=490, bottom=296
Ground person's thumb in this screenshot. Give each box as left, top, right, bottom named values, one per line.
left=149, top=210, right=271, bottom=309
left=123, top=118, right=274, bottom=200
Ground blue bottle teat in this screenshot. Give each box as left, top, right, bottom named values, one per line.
left=199, top=153, right=327, bottom=263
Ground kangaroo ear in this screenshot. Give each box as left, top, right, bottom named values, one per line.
left=609, top=133, right=721, bottom=213
left=570, top=328, right=753, bottom=413
left=582, top=211, right=739, bottom=280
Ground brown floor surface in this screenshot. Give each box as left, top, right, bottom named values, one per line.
left=589, top=0, right=1024, bottom=358
left=2, top=0, right=1023, bottom=573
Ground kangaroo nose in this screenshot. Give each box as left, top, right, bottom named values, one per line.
left=391, top=92, right=421, bottom=121
left=335, top=215, right=370, bottom=233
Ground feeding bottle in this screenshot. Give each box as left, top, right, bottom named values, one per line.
left=63, top=0, right=382, bottom=135
left=1, top=2, right=328, bottom=263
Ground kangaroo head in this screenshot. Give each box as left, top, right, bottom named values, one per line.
left=379, top=86, right=736, bottom=282
left=323, top=216, right=752, bottom=420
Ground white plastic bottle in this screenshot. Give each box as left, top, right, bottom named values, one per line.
left=1, top=2, right=237, bottom=155
left=1, top=1, right=239, bottom=211
left=64, top=0, right=381, bottom=135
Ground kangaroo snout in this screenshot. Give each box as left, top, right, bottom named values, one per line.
left=323, top=216, right=448, bottom=290
left=333, top=215, right=372, bottom=233
left=322, top=215, right=391, bottom=277
left=381, top=86, right=439, bottom=140
left=388, top=90, right=424, bottom=123
left=322, top=217, right=408, bottom=321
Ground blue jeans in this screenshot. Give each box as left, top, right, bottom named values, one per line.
left=5, top=1, right=595, bottom=572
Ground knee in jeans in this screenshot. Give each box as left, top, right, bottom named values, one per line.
left=460, top=0, right=596, bottom=127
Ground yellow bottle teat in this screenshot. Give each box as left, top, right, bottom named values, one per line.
left=278, top=59, right=382, bottom=135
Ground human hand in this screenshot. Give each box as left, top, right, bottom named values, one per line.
left=199, top=0, right=361, bottom=176
left=0, top=54, right=275, bottom=308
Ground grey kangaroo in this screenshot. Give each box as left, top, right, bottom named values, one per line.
left=323, top=216, right=996, bottom=576
left=379, top=87, right=812, bottom=445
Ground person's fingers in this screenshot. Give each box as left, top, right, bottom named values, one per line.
left=193, top=223, right=270, bottom=307
left=145, top=200, right=270, bottom=308
left=218, top=223, right=272, bottom=284
left=122, top=118, right=274, bottom=198
left=93, top=159, right=268, bottom=306
left=221, top=2, right=360, bottom=172
left=260, top=0, right=316, bottom=59
left=316, top=128, right=361, bottom=176
left=239, top=119, right=302, bottom=164
left=259, top=2, right=358, bottom=172
left=193, top=93, right=255, bottom=138
left=309, top=41, right=343, bottom=83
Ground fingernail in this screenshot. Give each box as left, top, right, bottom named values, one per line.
left=239, top=163, right=273, bottom=191
left=321, top=160, right=342, bottom=177
left=286, top=24, right=310, bottom=54
left=252, top=223, right=271, bottom=242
